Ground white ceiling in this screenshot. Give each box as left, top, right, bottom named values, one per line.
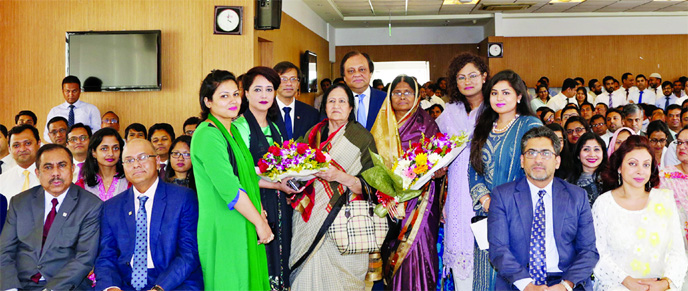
left=302, top=0, right=688, bottom=28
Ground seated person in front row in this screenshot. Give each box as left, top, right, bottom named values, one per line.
left=488, top=126, right=598, bottom=291
left=94, top=139, right=203, bottom=291
left=0, top=144, right=102, bottom=290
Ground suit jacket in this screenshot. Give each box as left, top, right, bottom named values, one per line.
left=0, top=194, right=6, bottom=234
left=488, top=177, right=598, bottom=291
left=94, top=181, right=203, bottom=291
left=275, top=99, right=320, bottom=141
left=365, top=87, right=387, bottom=131
left=0, top=184, right=102, bottom=290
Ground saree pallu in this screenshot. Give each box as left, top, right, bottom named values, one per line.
left=290, top=121, right=378, bottom=291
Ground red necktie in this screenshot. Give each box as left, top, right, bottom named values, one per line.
left=33, top=198, right=58, bottom=283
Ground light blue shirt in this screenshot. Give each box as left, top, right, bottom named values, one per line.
left=44, top=100, right=101, bottom=142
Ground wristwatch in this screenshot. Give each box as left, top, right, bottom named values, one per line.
left=151, top=285, right=164, bottom=291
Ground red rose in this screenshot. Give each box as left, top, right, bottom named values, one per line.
left=268, top=146, right=281, bottom=156
left=258, top=159, right=269, bottom=173
left=423, top=137, right=430, bottom=144
left=435, top=132, right=444, bottom=139
left=297, top=143, right=309, bottom=155
left=445, top=147, right=452, bottom=155
left=434, top=148, right=443, bottom=154
left=411, top=142, right=421, bottom=149
left=315, top=151, right=327, bottom=163
left=414, top=147, right=424, bottom=155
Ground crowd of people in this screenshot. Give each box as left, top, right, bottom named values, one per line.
left=0, top=50, right=688, bottom=291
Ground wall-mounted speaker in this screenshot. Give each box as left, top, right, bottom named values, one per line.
left=255, top=0, right=282, bottom=30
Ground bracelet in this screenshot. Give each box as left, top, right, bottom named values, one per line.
left=660, top=277, right=672, bottom=289
left=481, top=197, right=491, bottom=205
left=151, top=285, right=164, bottom=291
left=560, top=281, right=573, bottom=291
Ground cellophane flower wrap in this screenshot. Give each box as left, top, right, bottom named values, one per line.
left=362, top=132, right=468, bottom=218
left=257, top=140, right=331, bottom=182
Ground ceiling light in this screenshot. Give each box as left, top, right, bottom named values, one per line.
left=443, top=0, right=480, bottom=5
left=549, top=0, right=585, bottom=3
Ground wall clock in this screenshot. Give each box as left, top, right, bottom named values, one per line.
left=487, top=42, right=503, bottom=58
left=214, top=6, right=243, bottom=35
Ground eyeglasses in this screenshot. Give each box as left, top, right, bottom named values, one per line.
left=591, top=123, right=605, bottom=128
left=566, top=127, right=586, bottom=135
left=391, top=91, right=413, bottom=97
left=67, top=135, right=89, bottom=143
left=49, top=128, right=67, bottom=135
left=280, top=77, right=299, bottom=83
left=524, top=149, right=556, bottom=160
left=122, top=153, right=157, bottom=165
left=650, top=138, right=667, bottom=144
left=103, top=118, right=119, bottom=124
left=171, top=151, right=191, bottom=159
left=456, top=73, right=481, bottom=84
left=676, top=139, right=688, bottom=147
left=184, top=130, right=195, bottom=135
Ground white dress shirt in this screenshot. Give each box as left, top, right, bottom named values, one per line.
left=130, top=178, right=159, bottom=269
left=353, top=87, right=372, bottom=124
left=619, top=86, right=638, bottom=100
left=44, top=100, right=101, bottom=142
left=0, top=164, right=39, bottom=207
left=313, top=94, right=324, bottom=111
left=594, top=91, right=627, bottom=108
left=676, top=96, right=688, bottom=107
left=627, top=88, right=657, bottom=105
left=275, top=97, right=296, bottom=130
left=546, top=93, right=576, bottom=112
left=43, top=189, right=68, bottom=223
left=0, top=154, right=17, bottom=176
left=514, top=179, right=561, bottom=290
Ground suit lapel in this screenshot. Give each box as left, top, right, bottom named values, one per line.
left=123, top=188, right=136, bottom=257
left=30, top=188, right=45, bottom=258
left=149, top=181, right=166, bottom=263
left=366, top=88, right=381, bottom=128
left=552, top=179, right=569, bottom=247
left=514, top=178, right=534, bottom=239
left=41, top=185, right=79, bottom=259
left=294, top=102, right=303, bottom=138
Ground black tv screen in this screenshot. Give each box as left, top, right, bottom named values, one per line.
left=66, top=30, right=161, bottom=91
left=300, top=50, right=317, bottom=93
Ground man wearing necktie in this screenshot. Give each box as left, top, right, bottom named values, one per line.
left=0, top=144, right=102, bottom=290
left=0, top=125, right=41, bottom=203
left=488, top=127, right=598, bottom=291
left=44, top=76, right=101, bottom=142
left=341, top=51, right=387, bottom=131
left=94, top=139, right=203, bottom=291
left=273, top=61, right=319, bottom=141
left=628, top=75, right=656, bottom=105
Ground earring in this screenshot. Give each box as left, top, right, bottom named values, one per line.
left=618, top=173, right=622, bottom=185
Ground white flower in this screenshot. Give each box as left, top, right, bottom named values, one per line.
left=428, top=153, right=442, bottom=165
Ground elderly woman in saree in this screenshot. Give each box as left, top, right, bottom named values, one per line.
left=371, top=74, right=443, bottom=290
left=289, top=83, right=378, bottom=290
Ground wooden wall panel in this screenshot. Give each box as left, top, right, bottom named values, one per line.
left=0, top=0, right=254, bottom=138
left=335, top=44, right=480, bottom=83
left=487, top=35, right=688, bottom=88
left=255, top=13, right=331, bottom=106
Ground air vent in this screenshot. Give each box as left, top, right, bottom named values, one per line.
left=479, top=3, right=533, bottom=11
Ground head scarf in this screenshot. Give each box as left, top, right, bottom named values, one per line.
left=608, top=127, right=636, bottom=158
left=370, top=75, right=421, bottom=168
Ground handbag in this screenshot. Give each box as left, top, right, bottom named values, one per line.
left=327, top=182, right=389, bottom=255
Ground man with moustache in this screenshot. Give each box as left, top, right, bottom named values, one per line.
left=648, top=73, right=662, bottom=97
left=273, top=61, right=320, bottom=140
left=595, top=76, right=627, bottom=109
left=0, top=144, right=102, bottom=290
left=66, top=123, right=92, bottom=183
left=46, top=117, right=69, bottom=146
left=489, top=126, right=598, bottom=291
left=656, top=81, right=678, bottom=111
left=628, top=74, right=656, bottom=105
left=94, top=139, right=203, bottom=291
left=0, top=125, right=41, bottom=202
left=340, top=51, right=386, bottom=131
left=587, top=79, right=602, bottom=101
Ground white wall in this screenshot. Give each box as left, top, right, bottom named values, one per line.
left=335, top=26, right=484, bottom=46
left=495, top=12, right=688, bottom=37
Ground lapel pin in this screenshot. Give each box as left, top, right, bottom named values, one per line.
left=62, top=212, right=67, bottom=217
left=297, top=116, right=301, bottom=119
left=129, top=211, right=133, bottom=216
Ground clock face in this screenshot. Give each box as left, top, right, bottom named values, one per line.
left=489, top=44, right=502, bottom=56
left=217, top=9, right=240, bottom=32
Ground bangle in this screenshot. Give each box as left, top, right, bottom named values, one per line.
left=660, top=277, right=672, bottom=289
left=152, top=285, right=164, bottom=291
left=560, top=281, right=573, bottom=291
left=481, top=197, right=491, bottom=205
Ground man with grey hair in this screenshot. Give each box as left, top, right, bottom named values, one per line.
left=622, top=104, right=644, bottom=135
left=489, top=126, right=598, bottom=291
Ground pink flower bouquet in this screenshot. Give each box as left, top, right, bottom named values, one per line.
left=257, top=140, right=331, bottom=182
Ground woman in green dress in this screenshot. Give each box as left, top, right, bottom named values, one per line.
left=191, top=70, right=291, bottom=290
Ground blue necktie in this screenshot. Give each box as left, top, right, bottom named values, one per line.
left=357, top=94, right=367, bottom=128
left=283, top=107, right=293, bottom=140
left=608, top=93, right=613, bottom=108
left=665, top=96, right=671, bottom=110
left=638, top=91, right=644, bottom=104
left=529, top=189, right=547, bottom=285
left=132, top=195, right=149, bottom=291
left=68, top=104, right=75, bottom=127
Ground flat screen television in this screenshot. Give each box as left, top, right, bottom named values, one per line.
left=300, top=50, right=317, bottom=93
left=66, top=30, right=161, bottom=91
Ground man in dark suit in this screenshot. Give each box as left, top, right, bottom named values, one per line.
left=273, top=61, right=320, bottom=141
left=0, top=144, right=102, bottom=290
left=94, top=139, right=202, bottom=291
left=488, top=127, right=598, bottom=291
left=340, top=51, right=387, bottom=131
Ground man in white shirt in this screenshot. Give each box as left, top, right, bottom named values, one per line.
left=0, top=125, right=16, bottom=175
left=590, top=114, right=612, bottom=146
left=44, top=76, right=101, bottom=142
left=66, top=124, right=92, bottom=182
left=673, top=80, right=688, bottom=106
left=620, top=72, right=638, bottom=101
left=628, top=74, right=656, bottom=105
left=273, top=62, right=320, bottom=140
left=488, top=126, right=598, bottom=291
left=595, top=76, right=627, bottom=109
left=648, top=73, right=663, bottom=97
left=0, top=125, right=41, bottom=204
left=587, top=79, right=603, bottom=102
left=546, top=78, right=577, bottom=112
left=341, top=51, right=387, bottom=131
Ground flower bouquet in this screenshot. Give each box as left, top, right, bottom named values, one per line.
left=362, top=132, right=468, bottom=218
left=257, top=140, right=331, bottom=182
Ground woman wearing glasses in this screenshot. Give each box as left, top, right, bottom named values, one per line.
left=371, top=74, right=442, bottom=290
left=435, top=52, right=489, bottom=290
left=164, top=135, right=195, bottom=191
left=646, top=120, right=671, bottom=168
left=530, top=84, right=550, bottom=112
left=468, top=70, right=541, bottom=291
left=564, top=116, right=590, bottom=146
left=76, top=127, right=130, bottom=201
